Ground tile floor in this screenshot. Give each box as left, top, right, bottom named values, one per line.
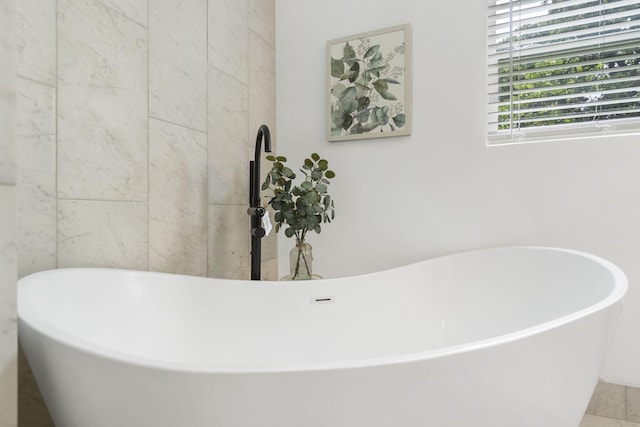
left=579, top=381, right=640, bottom=427
left=580, top=414, right=640, bottom=427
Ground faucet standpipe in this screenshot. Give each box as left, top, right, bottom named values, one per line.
left=248, top=125, right=272, bottom=280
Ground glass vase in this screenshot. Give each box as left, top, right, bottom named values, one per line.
left=289, top=240, right=313, bottom=280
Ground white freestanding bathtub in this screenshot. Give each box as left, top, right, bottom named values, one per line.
left=18, top=247, right=626, bottom=427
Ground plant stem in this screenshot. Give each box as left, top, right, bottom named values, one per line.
left=293, top=242, right=311, bottom=279
left=293, top=246, right=302, bottom=279
left=300, top=250, right=311, bottom=276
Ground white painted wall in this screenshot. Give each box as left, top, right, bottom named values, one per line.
left=276, top=0, right=640, bottom=386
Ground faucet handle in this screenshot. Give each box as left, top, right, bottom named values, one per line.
left=247, top=207, right=266, bottom=217
left=251, top=227, right=266, bottom=238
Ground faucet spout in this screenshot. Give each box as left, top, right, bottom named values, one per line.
left=248, top=124, right=272, bottom=280
left=251, top=125, right=271, bottom=209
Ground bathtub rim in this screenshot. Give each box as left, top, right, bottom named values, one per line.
left=18, top=246, right=628, bottom=375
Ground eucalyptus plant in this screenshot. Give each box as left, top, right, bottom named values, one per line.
left=261, top=153, right=336, bottom=244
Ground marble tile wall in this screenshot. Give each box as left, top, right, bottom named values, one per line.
left=0, top=1, right=17, bottom=426
left=148, top=0, right=208, bottom=277
left=208, top=0, right=277, bottom=280
left=150, top=0, right=207, bottom=132
left=16, top=0, right=276, bottom=424
left=16, top=1, right=57, bottom=422
left=0, top=186, right=17, bottom=427
left=57, top=0, right=149, bottom=202
left=16, top=0, right=277, bottom=286
left=149, top=118, right=208, bottom=275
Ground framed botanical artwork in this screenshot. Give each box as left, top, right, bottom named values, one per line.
left=327, top=23, right=412, bottom=142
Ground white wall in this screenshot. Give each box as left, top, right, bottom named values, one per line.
left=276, top=0, right=640, bottom=386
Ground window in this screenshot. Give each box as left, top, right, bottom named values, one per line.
left=487, top=0, right=640, bottom=144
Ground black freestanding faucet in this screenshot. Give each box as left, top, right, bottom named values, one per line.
left=247, top=124, right=272, bottom=280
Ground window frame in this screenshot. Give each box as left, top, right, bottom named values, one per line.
left=487, top=0, right=640, bottom=145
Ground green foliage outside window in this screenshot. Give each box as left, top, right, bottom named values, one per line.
left=495, top=0, right=640, bottom=130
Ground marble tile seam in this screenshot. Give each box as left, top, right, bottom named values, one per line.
left=149, top=115, right=207, bottom=135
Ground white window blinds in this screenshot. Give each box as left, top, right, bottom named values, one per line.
left=487, top=0, right=640, bottom=144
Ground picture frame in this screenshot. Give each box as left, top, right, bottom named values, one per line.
left=326, top=23, right=412, bottom=142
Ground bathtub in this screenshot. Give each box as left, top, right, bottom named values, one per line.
left=18, top=247, right=626, bottom=427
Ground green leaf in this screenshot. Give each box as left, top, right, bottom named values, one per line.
left=361, top=121, right=380, bottom=132
left=266, top=155, right=276, bottom=161
left=393, top=113, right=406, bottom=127
left=379, top=91, right=397, bottom=101
left=285, top=210, right=295, bottom=222
left=373, top=107, right=389, bottom=125
left=369, top=66, right=387, bottom=73
left=343, top=42, right=355, bottom=60
left=339, top=71, right=357, bottom=81
left=331, top=57, right=344, bottom=79
left=304, top=191, right=320, bottom=204
left=349, top=123, right=364, bottom=134
left=331, top=108, right=346, bottom=128
left=364, top=45, right=380, bottom=58
left=332, top=83, right=347, bottom=99
left=311, top=153, right=320, bottom=161
left=323, top=195, right=331, bottom=207
left=349, top=62, right=360, bottom=83
left=285, top=227, right=295, bottom=238
left=269, top=170, right=281, bottom=181
left=311, top=169, right=322, bottom=180
left=342, top=114, right=353, bottom=130
left=314, top=224, right=321, bottom=234
left=337, top=86, right=356, bottom=102
left=261, top=181, right=270, bottom=191
left=370, top=52, right=384, bottom=74
left=301, top=181, right=313, bottom=191
left=316, top=183, right=328, bottom=194
left=276, top=155, right=287, bottom=162
left=341, top=98, right=358, bottom=114
left=357, top=96, right=370, bottom=111
left=373, top=79, right=389, bottom=95
left=282, top=167, right=295, bottom=178
left=386, top=78, right=401, bottom=84
left=356, top=72, right=372, bottom=89
left=356, top=108, right=370, bottom=123
left=304, top=158, right=313, bottom=168
left=318, top=159, right=328, bottom=171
